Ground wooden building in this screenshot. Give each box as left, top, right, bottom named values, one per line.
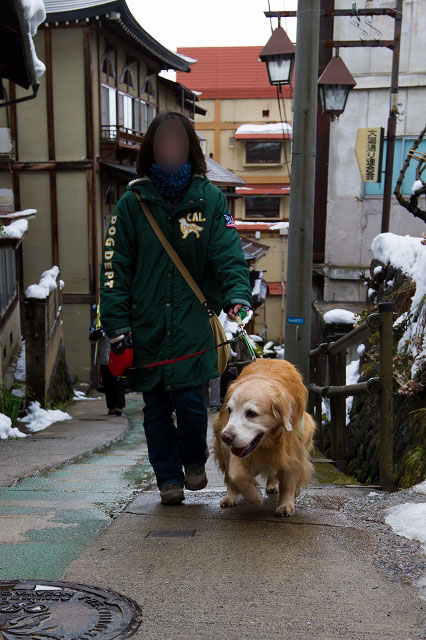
left=0, top=0, right=203, bottom=383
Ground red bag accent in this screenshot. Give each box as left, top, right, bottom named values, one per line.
left=108, top=348, right=134, bottom=377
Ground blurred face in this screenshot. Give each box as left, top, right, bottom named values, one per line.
left=153, top=118, right=189, bottom=172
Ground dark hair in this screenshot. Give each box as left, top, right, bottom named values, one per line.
left=136, top=111, right=207, bottom=177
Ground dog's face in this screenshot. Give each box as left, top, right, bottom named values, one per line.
left=221, top=378, right=294, bottom=458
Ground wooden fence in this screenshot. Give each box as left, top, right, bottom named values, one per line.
left=308, top=302, right=395, bottom=490
left=24, top=272, right=68, bottom=407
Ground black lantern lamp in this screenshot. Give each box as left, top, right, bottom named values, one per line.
left=260, top=26, right=296, bottom=86
left=318, top=54, right=356, bottom=119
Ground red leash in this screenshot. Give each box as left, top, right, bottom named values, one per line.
left=127, top=336, right=236, bottom=371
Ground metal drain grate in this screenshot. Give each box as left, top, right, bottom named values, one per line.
left=146, top=530, right=196, bottom=538
left=0, top=580, right=142, bottom=639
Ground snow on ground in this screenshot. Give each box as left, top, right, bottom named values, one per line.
left=385, top=478, right=426, bottom=600
left=73, top=391, right=99, bottom=401
left=20, top=401, right=71, bottom=433
left=414, top=480, right=426, bottom=496
left=25, top=266, right=60, bottom=299
left=385, top=502, right=426, bottom=553
left=323, top=308, right=356, bottom=324
left=0, top=413, right=26, bottom=440
left=1, top=219, right=29, bottom=239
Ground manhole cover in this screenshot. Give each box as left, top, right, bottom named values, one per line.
left=0, top=580, right=142, bottom=639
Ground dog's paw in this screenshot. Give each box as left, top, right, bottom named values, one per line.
left=220, top=494, right=238, bottom=508
left=266, top=484, right=279, bottom=495
left=275, top=503, right=295, bottom=517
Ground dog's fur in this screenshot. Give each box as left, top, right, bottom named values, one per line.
left=213, top=359, right=316, bottom=517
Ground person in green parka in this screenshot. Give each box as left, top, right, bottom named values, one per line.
left=100, top=111, right=252, bottom=505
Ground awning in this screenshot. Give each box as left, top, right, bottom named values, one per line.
left=268, top=282, right=286, bottom=295
left=235, top=123, right=292, bottom=140
left=235, top=133, right=290, bottom=140
left=236, top=184, right=290, bottom=196
left=240, top=237, right=270, bottom=262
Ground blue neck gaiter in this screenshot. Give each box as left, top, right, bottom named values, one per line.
left=149, top=160, right=192, bottom=201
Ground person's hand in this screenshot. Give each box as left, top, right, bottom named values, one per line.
left=108, top=334, right=134, bottom=377
left=226, top=304, right=242, bottom=321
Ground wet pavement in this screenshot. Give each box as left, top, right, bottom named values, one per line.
left=0, top=398, right=425, bottom=638
left=0, top=395, right=152, bottom=580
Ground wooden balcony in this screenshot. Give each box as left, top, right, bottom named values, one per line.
left=100, top=125, right=144, bottom=162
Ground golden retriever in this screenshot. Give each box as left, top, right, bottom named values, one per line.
left=213, top=359, right=316, bottom=517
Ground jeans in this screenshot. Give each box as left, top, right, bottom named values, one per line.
left=142, top=385, right=208, bottom=489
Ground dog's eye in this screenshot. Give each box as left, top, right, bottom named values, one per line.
left=246, top=409, right=258, bottom=418
left=227, top=406, right=232, bottom=414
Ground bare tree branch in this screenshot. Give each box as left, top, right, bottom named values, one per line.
left=394, top=125, right=426, bottom=224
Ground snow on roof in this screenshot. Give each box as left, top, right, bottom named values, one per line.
left=323, top=309, right=357, bottom=324
left=0, top=209, right=37, bottom=221
left=25, top=265, right=61, bottom=299
left=372, top=233, right=426, bottom=313
left=236, top=123, right=292, bottom=136
left=22, top=0, right=46, bottom=80
left=1, top=218, right=29, bottom=239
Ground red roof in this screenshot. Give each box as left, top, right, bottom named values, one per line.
left=176, top=47, right=293, bottom=99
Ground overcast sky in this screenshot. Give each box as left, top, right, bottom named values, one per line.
left=127, top=0, right=297, bottom=52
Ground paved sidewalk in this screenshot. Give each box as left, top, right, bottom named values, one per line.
left=63, top=415, right=426, bottom=640
left=0, top=396, right=129, bottom=487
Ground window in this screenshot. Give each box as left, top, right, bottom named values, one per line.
left=0, top=248, right=17, bottom=315
left=120, top=64, right=136, bottom=89
left=101, top=84, right=117, bottom=129
left=118, top=92, right=133, bottom=129
left=245, top=197, right=280, bottom=219
left=104, top=185, right=117, bottom=206
left=262, top=109, right=270, bottom=118
left=133, top=98, right=141, bottom=133
left=365, top=137, right=426, bottom=196
left=142, top=75, right=156, bottom=99
left=246, top=141, right=281, bottom=164
left=101, top=51, right=116, bottom=83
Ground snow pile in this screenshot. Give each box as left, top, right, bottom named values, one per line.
left=345, top=359, right=360, bottom=422
left=14, top=340, right=26, bottom=382
left=235, top=123, right=292, bottom=136
left=21, top=0, right=46, bottom=80
left=323, top=309, right=357, bottom=325
left=25, top=266, right=60, bottom=299
left=372, top=233, right=426, bottom=313
left=414, top=479, right=426, bottom=496
left=0, top=413, right=26, bottom=440
left=270, top=221, right=289, bottom=231
left=385, top=502, right=426, bottom=551
left=20, top=401, right=71, bottom=433
left=372, top=233, right=426, bottom=382
left=1, top=219, right=29, bottom=239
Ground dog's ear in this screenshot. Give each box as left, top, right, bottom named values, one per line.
left=271, top=393, right=293, bottom=432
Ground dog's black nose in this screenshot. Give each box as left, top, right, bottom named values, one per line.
left=221, top=431, right=235, bottom=445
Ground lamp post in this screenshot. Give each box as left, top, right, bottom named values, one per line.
left=318, top=54, right=356, bottom=119
left=259, top=26, right=296, bottom=86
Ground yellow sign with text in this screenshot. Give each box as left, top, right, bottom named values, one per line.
left=355, top=127, right=384, bottom=182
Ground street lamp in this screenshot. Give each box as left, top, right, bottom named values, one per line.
left=259, top=26, right=296, bottom=86
left=318, top=54, right=356, bottom=119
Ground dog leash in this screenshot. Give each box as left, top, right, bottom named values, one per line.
left=127, top=309, right=256, bottom=371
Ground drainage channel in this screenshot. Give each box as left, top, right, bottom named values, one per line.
left=0, top=395, right=153, bottom=582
